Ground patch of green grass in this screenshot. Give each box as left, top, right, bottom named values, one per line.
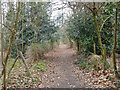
left=33, top=61, right=46, bottom=72
left=7, top=58, right=21, bottom=70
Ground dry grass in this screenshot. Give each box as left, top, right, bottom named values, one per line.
left=25, top=44, right=45, bottom=63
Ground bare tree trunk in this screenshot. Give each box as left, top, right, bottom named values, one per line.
left=93, top=4, right=104, bottom=58
left=92, top=3, right=107, bottom=71
left=94, top=43, right=96, bottom=54
left=18, top=51, right=31, bottom=77
left=0, top=1, right=4, bottom=67
left=84, top=3, right=110, bottom=70
left=112, top=2, right=120, bottom=79
left=3, top=2, right=20, bottom=89
left=22, top=3, right=25, bottom=53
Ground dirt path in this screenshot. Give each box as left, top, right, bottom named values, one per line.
left=40, top=44, right=92, bottom=88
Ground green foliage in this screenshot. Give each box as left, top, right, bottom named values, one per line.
left=75, top=59, right=92, bottom=70
left=66, top=13, right=97, bottom=55
left=74, top=55, right=92, bottom=71
left=66, top=2, right=120, bottom=56
left=117, top=2, right=120, bottom=54
left=6, top=2, right=60, bottom=58
left=75, top=54, right=111, bottom=71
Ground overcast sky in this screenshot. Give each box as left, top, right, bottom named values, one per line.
left=50, top=0, right=72, bottom=26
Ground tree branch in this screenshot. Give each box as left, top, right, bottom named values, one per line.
left=2, top=24, right=13, bottom=32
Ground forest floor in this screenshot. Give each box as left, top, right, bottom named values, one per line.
left=0, top=44, right=117, bottom=88
left=40, top=44, right=93, bottom=88
left=40, top=44, right=117, bottom=88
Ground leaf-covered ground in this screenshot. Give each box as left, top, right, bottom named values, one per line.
left=0, top=45, right=118, bottom=88
left=39, top=45, right=117, bottom=88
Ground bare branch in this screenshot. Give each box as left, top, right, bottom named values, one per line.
left=82, top=3, right=93, bottom=13
left=2, top=24, right=13, bottom=32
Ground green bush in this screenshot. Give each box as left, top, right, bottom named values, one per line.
left=75, top=55, right=109, bottom=71
left=74, top=55, right=92, bottom=70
